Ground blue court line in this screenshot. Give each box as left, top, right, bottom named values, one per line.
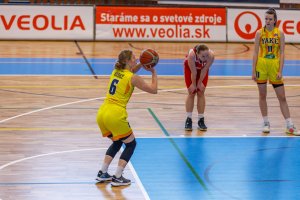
left=131, top=137, right=300, bottom=200
left=0, top=58, right=299, bottom=76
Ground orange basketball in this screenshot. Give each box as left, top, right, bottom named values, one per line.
left=139, top=49, right=159, bottom=68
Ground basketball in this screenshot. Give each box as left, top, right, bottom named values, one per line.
left=139, top=49, right=159, bottom=68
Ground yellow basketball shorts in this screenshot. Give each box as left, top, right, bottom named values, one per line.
left=255, top=57, right=283, bottom=84
left=96, top=103, right=132, bottom=141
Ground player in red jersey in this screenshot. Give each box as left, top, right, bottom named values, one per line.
left=184, top=44, right=215, bottom=131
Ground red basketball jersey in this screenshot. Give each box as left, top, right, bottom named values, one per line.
left=184, top=47, right=207, bottom=70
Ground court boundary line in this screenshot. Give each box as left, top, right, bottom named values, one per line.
left=0, top=148, right=106, bottom=170
left=127, top=161, right=151, bottom=200
left=147, top=107, right=210, bottom=192
left=0, top=148, right=150, bottom=200
left=0, top=84, right=299, bottom=198
left=1, top=84, right=300, bottom=124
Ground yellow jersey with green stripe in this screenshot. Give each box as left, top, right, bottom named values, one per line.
left=259, top=27, right=280, bottom=59
left=105, top=69, right=134, bottom=108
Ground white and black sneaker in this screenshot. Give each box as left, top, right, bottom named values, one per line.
left=185, top=117, right=193, bottom=131
left=262, top=122, right=270, bottom=133
left=96, top=170, right=112, bottom=182
left=111, top=175, right=131, bottom=187
left=286, top=124, right=298, bottom=135
left=198, top=117, right=207, bottom=131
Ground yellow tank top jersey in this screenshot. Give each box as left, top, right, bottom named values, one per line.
left=105, top=69, right=134, bottom=108
left=259, top=27, right=280, bottom=59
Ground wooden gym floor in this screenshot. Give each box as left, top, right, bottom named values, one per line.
left=0, top=41, right=299, bottom=200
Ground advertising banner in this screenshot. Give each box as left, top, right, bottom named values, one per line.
left=96, top=6, right=226, bottom=41
left=0, top=5, right=94, bottom=40
left=228, top=8, right=300, bottom=43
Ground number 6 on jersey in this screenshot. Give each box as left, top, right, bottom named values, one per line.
left=109, top=79, right=119, bottom=95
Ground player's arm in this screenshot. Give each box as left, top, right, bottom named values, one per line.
left=252, top=30, right=261, bottom=81
left=131, top=68, right=157, bottom=94
left=188, top=50, right=197, bottom=86
left=198, top=50, right=214, bottom=85
left=131, top=63, right=143, bottom=74
left=187, top=50, right=197, bottom=93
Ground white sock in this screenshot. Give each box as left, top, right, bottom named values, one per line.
left=100, top=163, right=109, bottom=173
left=115, top=166, right=124, bottom=178
left=198, top=113, right=204, bottom=120
left=186, top=112, right=192, bottom=119
left=263, top=116, right=269, bottom=123
left=286, top=118, right=293, bottom=127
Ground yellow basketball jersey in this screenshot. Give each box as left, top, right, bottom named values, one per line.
left=104, top=69, right=134, bottom=108
left=259, top=27, right=280, bottom=59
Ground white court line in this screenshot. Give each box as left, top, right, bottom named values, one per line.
left=121, top=146, right=150, bottom=200
left=0, top=148, right=150, bottom=200
left=1, top=84, right=300, bottom=124
left=128, top=161, right=150, bottom=200
left=0, top=148, right=106, bottom=170
left=0, top=97, right=105, bottom=124
left=1, top=84, right=299, bottom=199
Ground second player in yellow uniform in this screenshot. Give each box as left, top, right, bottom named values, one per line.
left=256, top=26, right=282, bottom=84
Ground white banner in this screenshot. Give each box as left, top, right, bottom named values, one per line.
left=0, top=5, right=94, bottom=40
left=228, top=8, right=300, bottom=43
left=97, top=24, right=226, bottom=41
left=96, top=6, right=227, bottom=42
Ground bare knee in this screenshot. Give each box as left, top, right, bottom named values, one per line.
left=259, top=92, right=267, bottom=100
left=197, top=91, right=204, bottom=97
left=277, top=94, right=287, bottom=102
left=188, top=93, right=196, bottom=98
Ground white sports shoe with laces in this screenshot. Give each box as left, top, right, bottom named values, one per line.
left=286, top=124, right=298, bottom=135
left=262, top=122, right=270, bottom=133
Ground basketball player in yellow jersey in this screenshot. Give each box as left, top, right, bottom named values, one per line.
left=96, top=50, right=158, bottom=186
left=252, top=8, right=298, bottom=135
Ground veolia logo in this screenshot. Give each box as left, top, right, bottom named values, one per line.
left=234, top=11, right=262, bottom=40
left=0, top=15, right=85, bottom=31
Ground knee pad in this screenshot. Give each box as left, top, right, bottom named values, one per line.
left=106, top=140, right=122, bottom=158
left=120, top=139, right=137, bottom=162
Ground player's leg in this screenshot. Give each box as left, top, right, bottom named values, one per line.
left=96, top=105, right=130, bottom=182
left=184, top=63, right=196, bottom=130
left=111, top=134, right=136, bottom=187
left=96, top=134, right=122, bottom=182
left=257, top=83, right=270, bottom=133
left=269, top=60, right=297, bottom=134
left=273, top=84, right=289, bottom=119
left=273, top=84, right=297, bottom=134
left=105, top=109, right=135, bottom=186
left=96, top=105, right=117, bottom=182
left=197, top=69, right=208, bottom=131
left=256, top=58, right=269, bottom=133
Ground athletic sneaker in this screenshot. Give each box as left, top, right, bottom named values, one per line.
left=198, top=117, right=207, bottom=131
left=262, top=122, right=270, bottom=133
left=96, top=170, right=112, bottom=182
left=185, top=117, right=193, bottom=131
left=111, top=175, right=131, bottom=187
left=286, top=125, right=298, bottom=135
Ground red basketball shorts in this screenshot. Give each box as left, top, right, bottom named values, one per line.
left=184, top=62, right=209, bottom=88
